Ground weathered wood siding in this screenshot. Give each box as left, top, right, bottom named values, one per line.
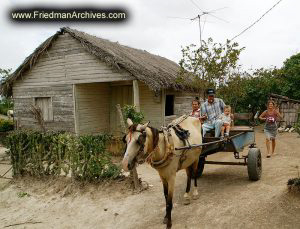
left=110, top=85, right=133, bottom=135
left=279, top=101, right=300, bottom=126
left=12, top=33, right=133, bottom=132
left=270, top=95, right=300, bottom=126
left=13, top=85, right=74, bottom=132
left=13, top=33, right=133, bottom=88
left=75, top=83, right=110, bottom=134
left=139, top=83, right=163, bottom=128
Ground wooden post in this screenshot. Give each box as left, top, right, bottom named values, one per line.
left=132, top=80, right=141, bottom=190
left=133, top=80, right=140, bottom=112
left=116, top=103, right=140, bottom=190
left=116, top=104, right=126, bottom=134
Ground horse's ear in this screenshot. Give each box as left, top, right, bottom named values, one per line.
left=140, top=121, right=150, bottom=131
left=127, top=118, right=133, bottom=127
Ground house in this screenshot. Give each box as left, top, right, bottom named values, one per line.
left=0, top=27, right=199, bottom=135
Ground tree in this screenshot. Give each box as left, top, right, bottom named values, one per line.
left=219, top=67, right=283, bottom=115
left=217, top=71, right=249, bottom=111
left=178, top=38, right=245, bottom=92
left=280, top=53, right=300, bottom=100
left=0, top=68, right=11, bottom=82
left=0, top=68, right=13, bottom=115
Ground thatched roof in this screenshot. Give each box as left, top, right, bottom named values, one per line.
left=1, top=27, right=193, bottom=97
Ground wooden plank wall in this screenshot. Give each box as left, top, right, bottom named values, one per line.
left=75, top=83, right=110, bottom=134
left=14, top=33, right=133, bottom=88
left=279, top=101, right=300, bottom=126
left=13, top=85, right=74, bottom=132
left=139, top=83, right=163, bottom=128
left=110, top=85, right=132, bottom=135
left=12, top=33, right=133, bottom=133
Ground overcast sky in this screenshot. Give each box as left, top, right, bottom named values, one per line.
left=1, top=0, right=299, bottom=72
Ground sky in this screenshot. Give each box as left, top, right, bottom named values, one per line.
left=1, top=0, right=299, bottom=72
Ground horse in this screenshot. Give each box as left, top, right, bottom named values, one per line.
left=122, top=116, right=203, bottom=229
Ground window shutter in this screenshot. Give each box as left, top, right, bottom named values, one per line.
left=34, top=97, right=53, bottom=121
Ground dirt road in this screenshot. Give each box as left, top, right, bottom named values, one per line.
left=0, top=127, right=300, bottom=229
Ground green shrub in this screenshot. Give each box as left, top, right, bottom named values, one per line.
left=0, top=98, right=13, bottom=116
left=122, top=105, right=144, bottom=124
left=0, top=119, right=14, bottom=132
left=6, top=130, right=121, bottom=181
left=287, top=178, right=300, bottom=186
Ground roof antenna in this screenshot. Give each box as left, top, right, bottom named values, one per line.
left=168, top=1, right=228, bottom=47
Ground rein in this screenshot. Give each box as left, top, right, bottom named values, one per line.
left=146, top=127, right=174, bottom=169
left=128, top=115, right=192, bottom=169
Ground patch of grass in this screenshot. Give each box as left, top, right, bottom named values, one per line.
left=17, top=191, right=30, bottom=198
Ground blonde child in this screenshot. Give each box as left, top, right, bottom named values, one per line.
left=219, top=105, right=233, bottom=138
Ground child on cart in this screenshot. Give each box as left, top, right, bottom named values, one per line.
left=218, top=105, right=233, bottom=139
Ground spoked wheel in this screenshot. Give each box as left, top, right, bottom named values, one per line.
left=247, top=148, right=262, bottom=181
left=192, top=156, right=205, bottom=179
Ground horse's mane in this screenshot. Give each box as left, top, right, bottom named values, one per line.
left=128, top=124, right=159, bottom=149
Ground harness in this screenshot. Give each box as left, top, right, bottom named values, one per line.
left=146, top=127, right=174, bottom=169
left=126, top=115, right=197, bottom=170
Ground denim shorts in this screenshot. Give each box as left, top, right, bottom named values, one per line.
left=264, top=128, right=277, bottom=140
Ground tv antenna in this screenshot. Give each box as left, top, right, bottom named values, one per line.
left=190, top=2, right=228, bottom=47
left=168, top=1, right=228, bottom=47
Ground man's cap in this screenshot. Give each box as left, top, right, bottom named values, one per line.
left=206, top=88, right=215, bottom=95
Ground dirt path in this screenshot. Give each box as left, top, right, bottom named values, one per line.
left=0, top=127, right=300, bottom=229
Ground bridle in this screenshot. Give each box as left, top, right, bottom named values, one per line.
left=123, top=126, right=159, bottom=163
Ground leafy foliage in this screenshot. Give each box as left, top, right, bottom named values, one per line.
left=122, top=105, right=144, bottom=124
left=6, top=130, right=121, bottom=181
left=218, top=67, right=284, bottom=115
left=287, top=178, right=300, bottom=186
left=178, top=38, right=244, bottom=91
left=0, top=119, right=14, bottom=132
left=0, top=68, right=11, bottom=82
left=0, top=68, right=13, bottom=113
left=0, top=98, right=13, bottom=115
left=280, top=53, right=300, bottom=99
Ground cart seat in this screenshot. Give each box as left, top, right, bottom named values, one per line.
left=203, top=125, right=253, bottom=138
left=230, top=126, right=254, bottom=132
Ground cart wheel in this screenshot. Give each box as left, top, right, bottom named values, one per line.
left=247, top=148, right=262, bottom=181
left=192, top=156, right=205, bottom=178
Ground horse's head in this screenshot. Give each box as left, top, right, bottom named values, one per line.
left=122, top=118, right=152, bottom=171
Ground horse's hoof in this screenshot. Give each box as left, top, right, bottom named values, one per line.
left=163, top=217, right=168, bottom=224
left=166, top=223, right=172, bottom=229
left=183, top=197, right=191, bottom=205
left=192, top=194, right=199, bottom=200
left=192, top=189, right=199, bottom=200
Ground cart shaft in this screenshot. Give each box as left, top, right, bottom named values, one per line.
left=205, top=161, right=247, bottom=166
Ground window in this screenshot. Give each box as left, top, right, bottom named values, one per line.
left=34, top=97, right=53, bottom=121
left=165, top=95, right=174, bottom=116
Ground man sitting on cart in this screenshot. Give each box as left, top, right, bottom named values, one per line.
left=201, top=88, right=226, bottom=137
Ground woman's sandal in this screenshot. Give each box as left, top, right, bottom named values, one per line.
left=266, top=154, right=271, bottom=158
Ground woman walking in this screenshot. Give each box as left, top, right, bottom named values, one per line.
left=259, top=100, right=282, bottom=158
